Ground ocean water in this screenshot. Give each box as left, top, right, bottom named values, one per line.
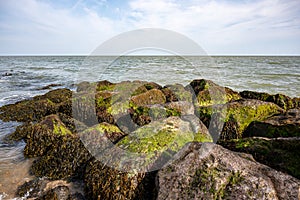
left=0, top=56, right=299, bottom=198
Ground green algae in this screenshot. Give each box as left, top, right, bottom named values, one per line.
left=240, top=91, right=296, bottom=110
left=190, top=79, right=241, bottom=107
left=198, top=100, right=283, bottom=139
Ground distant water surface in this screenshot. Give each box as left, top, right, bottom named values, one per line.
left=0, top=55, right=299, bottom=198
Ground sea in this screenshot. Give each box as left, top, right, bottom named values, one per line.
left=0, top=56, right=299, bottom=199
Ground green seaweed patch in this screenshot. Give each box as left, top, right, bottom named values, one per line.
left=0, top=98, right=57, bottom=122
left=116, top=117, right=195, bottom=163
left=240, top=91, right=296, bottom=110
left=165, top=84, right=193, bottom=102
left=197, top=87, right=240, bottom=107
left=96, top=80, right=115, bottom=92
left=198, top=100, right=283, bottom=138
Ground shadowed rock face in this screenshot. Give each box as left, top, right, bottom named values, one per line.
left=240, top=90, right=299, bottom=110
left=244, top=108, right=300, bottom=138
left=198, top=99, right=284, bottom=140
left=157, top=142, right=300, bottom=200
left=218, top=137, right=300, bottom=179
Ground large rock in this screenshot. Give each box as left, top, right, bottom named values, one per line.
left=83, top=117, right=211, bottom=200
left=240, top=90, right=299, bottom=110
left=0, top=88, right=71, bottom=122
left=157, top=142, right=300, bottom=200
left=7, top=114, right=74, bottom=157
left=131, top=89, right=166, bottom=106
left=84, top=160, right=152, bottom=200
left=190, top=79, right=241, bottom=106
left=198, top=99, right=284, bottom=140
left=244, top=108, right=300, bottom=138
left=31, top=122, right=124, bottom=180
left=219, top=137, right=300, bottom=179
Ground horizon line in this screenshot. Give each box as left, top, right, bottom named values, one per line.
left=0, top=54, right=300, bottom=57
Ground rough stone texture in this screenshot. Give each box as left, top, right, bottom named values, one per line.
left=84, top=160, right=149, bottom=200
left=93, top=116, right=211, bottom=175
left=189, top=79, right=241, bottom=106
left=198, top=99, right=284, bottom=140
left=16, top=178, right=85, bottom=200
left=157, top=142, right=300, bottom=200
left=240, top=90, right=297, bottom=110
left=131, top=89, right=166, bottom=107
left=244, top=108, right=300, bottom=138
left=166, top=101, right=195, bottom=115
left=219, top=137, right=300, bottom=179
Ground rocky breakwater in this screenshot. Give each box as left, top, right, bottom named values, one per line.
left=0, top=79, right=299, bottom=199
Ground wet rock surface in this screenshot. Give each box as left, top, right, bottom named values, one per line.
left=0, top=79, right=299, bottom=199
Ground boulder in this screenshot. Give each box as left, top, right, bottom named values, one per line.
left=131, top=89, right=166, bottom=106
left=0, top=88, right=72, bottom=122
left=83, top=117, right=211, bottom=200
left=198, top=99, right=284, bottom=140
left=99, top=116, right=212, bottom=172
left=157, top=142, right=300, bottom=200
left=219, top=137, right=300, bottom=179
left=31, top=122, right=124, bottom=180
left=240, top=90, right=297, bottom=110
left=189, top=79, right=241, bottom=106
left=244, top=108, right=300, bottom=138
left=84, top=160, right=152, bottom=200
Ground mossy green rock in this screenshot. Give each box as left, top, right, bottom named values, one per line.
left=98, top=116, right=212, bottom=172
left=31, top=122, right=125, bottom=180
left=219, top=137, right=300, bottom=179
left=78, top=122, right=126, bottom=156
left=165, top=83, right=194, bottom=102
left=0, top=88, right=72, bottom=122
left=240, top=90, right=296, bottom=110
left=190, top=79, right=241, bottom=106
left=0, top=99, right=57, bottom=122
left=198, top=99, right=284, bottom=140
left=244, top=109, right=300, bottom=138
left=23, top=114, right=73, bottom=157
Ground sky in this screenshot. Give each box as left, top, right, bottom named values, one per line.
left=0, top=0, right=300, bottom=55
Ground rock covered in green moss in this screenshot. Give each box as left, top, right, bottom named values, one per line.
left=0, top=88, right=72, bottom=122
left=244, top=108, right=300, bottom=138
left=14, top=115, right=73, bottom=157
left=190, top=79, right=241, bottom=106
left=97, top=116, right=212, bottom=172
left=157, top=142, right=300, bottom=200
left=0, top=99, right=57, bottom=122
left=218, top=137, right=300, bottom=179
left=198, top=99, right=284, bottom=140
left=240, top=90, right=298, bottom=110
left=30, top=122, right=125, bottom=180
left=78, top=122, right=126, bottom=157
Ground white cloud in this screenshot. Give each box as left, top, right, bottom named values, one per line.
left=0, top=0, right=299, bottom=54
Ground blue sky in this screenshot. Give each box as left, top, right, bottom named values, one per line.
left=0, top=0, right=300, bottom=55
